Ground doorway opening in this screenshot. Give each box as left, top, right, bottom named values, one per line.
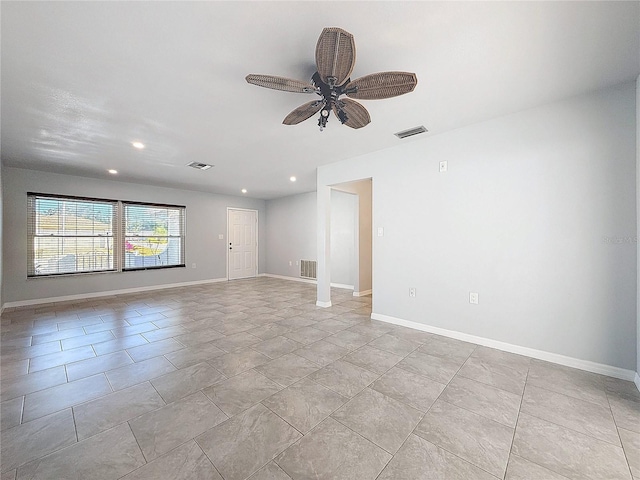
left=227, top=208, right=258, bottom=280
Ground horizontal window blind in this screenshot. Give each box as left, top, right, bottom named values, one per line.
left=122, top=202, right=185, bottom=271
left=27, top=194, right=117, bottom=276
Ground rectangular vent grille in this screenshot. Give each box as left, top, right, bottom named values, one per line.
left=300, top=260, right=317, bottom=280
left=394, top=125, right=427, bottom=139
left=186, top=162, right=213, bottom=170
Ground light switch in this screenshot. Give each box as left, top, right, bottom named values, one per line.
left=377, top=227, right=384, bottom=237
left=218, top=234, right=224, bottom=240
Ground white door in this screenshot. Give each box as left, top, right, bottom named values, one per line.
left=227, top=208, right=258, bottom=280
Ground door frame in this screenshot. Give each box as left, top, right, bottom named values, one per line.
left=226, top=207, right=259, bottom=280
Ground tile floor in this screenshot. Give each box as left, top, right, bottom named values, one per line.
left=1, top=277, right=639, bottom=480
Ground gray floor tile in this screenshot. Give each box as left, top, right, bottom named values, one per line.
left=212, top=319, right=257, bottom=335
left=120, top=440, right=222, bottom=480
left=129, top=391, right=227, bottom=461
left=505, top=454, right=570, bottom=480
left=247, top=323, right=292, bottom=341
left=324, top=330, right=372, bottom=351
left=209, top=348, right=272, bottom=377
left=197, top=403, right=302, bottom=480
left=204, top=369, right=282, bottom=416
left=252, top=336, right=302, bottom=359
left=28, top=345, right=95, bottom=373
left=1, top=342, right=62, bottom=365
left=471, top=345, right=531, bottom=370
left=275, top=417, right=391, bottom=480
left=308, top=359, right=380, bottom=398
left=175, top=328, right=226, bottom=346
left=418, top=335, right=477, bottom=363
left=248, top=461, right=292, bottom=480
left=512, top=413, right=631, bottom=480
left=65, top=350, right=133, bottom=382
left=0, top=366, right=67, bottom=403
left=414, top=399, right=513, bottom=478
left=371, top=366, right=445, bottom=412
left=151, top=362, right=226, bottom=403
left=255, top=353, right=320, bottom=387
left=0, top=359, right=29, bottom=380
left=608, top=394, right=640, bottom=434
left=22, top=373, right=112, bottom=422
left=262, top=378, right=347, bottom=433
left=105, top=355, right=177, bottom=390
left=618, top=428, right=640, bottom=478
left=342, top=345, right=404, bottom=375
left=368, top=333, right=420, bottom=357
left=211, top=331, right=261, bottom=353
left=1, top=397, right=23, bottom=431
left=527, top=360, right=608, bottom=407
left=521, top=384, right=620, bottom=445
left=0, top=409, right=77, bottom=473
left=16, top=422, right=145, bottom=480
left=74, top=382, right=166, bottom=440
left=312, top=318, right=351, bottom=334
left=386, top=325, right=433, bottom=344
left=141, top=325, right=189, bottom=342
left=332, top=387, right=423, bottom=453
left=61, top=330, right=115, bottom=350
left=295, top=340, right=349, bottom=366
left=457, top=356, right=527, bottom=395
left=92, top=334, right=149, bottom=355
left=31, top=327, right=85, bottom=345
left=163, top=341, right=226, bottom=369
left=1, top=470, right=16, bottom=480
left=397, top=350, right=462, bottom=385
left=283, top=326, right=331, bottom=345
left=111, top=322, right=158, bottom=338
left=377, top=434, right=496, bottom=480
left=126, top=338, right=185, bottom=362
left=440, top=375, right=522, bottom=427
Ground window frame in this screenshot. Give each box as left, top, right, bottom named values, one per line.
left=27, top=193, right=186, bottom=278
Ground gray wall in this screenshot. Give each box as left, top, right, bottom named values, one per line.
left=0, top=163, right=3, bottom=310
left=2, top=167, right=266, bottom=304
left=265, top=191, right=316, bottom=278
left=330, top=189, right=356, bottom=287
left=637, top=75, right=640, bottom=380
left=318, top=81, right=637, bottom=371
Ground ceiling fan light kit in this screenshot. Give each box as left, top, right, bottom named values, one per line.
left=246, top=27, right=418, bottom=131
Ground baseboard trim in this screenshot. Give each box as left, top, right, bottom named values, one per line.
left=635, top=372, right=640, bottom=393
left=316, top=300, right=332, bottom=308
left=371, top=312, right=637, bottom=382
left=2, top=278, right=229, bottom=309
left=353, top=289, right=372, bottom=297
left=261, top=273, right=316, bottom=285
left=261, top=274, right=353, bottom=291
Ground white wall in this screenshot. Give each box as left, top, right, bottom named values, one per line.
left=2, top=167, right=266, bottom=304
left=265, top=191, right=316, bottom=278
left=330, top=189, right=356, bottom=287
left=318, top=81, right=637, bottom=372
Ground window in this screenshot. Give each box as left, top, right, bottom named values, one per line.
left=28, top=194, right=116, bottom=276
left=123, top=202, right=185, bottom=270
left=27, top=193, right=186, bottom=277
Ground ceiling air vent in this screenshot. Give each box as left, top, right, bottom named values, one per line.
left=394, top=125, right=427, bottom=139
left=186, top=162, right=213, bottom=170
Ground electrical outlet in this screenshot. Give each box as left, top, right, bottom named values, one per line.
left=409, top=288, right=416, bottom=297
left=218, top=234, right=224, bottom=240
left=439, top=161, right=448, bottom=172
left=191, top=263, right=196, bottom=269
left=377, top=227, right=384, bottom=237
left=469, top=292, right=479, bottom=304
left=296, top=260, right=299, bottom=266
left=289, top=261, right=292, bottom=266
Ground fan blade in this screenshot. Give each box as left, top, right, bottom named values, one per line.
left=332, top=98, right=370, bottom=129
left=246, top=74, right=316, bottom=94
left=283, top=100, right=324, bottom=125
left=345, top=72, right=417, bottom=100
left=315, top=27, right=356, bottom=87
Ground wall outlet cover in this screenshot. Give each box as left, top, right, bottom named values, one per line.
left=469, top=292, right=479, bottom=304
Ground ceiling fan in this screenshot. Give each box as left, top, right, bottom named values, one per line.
left=246, top=27, right=418, bottom=131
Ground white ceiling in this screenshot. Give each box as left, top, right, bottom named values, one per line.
left=2, top=1, right=639, bottom=199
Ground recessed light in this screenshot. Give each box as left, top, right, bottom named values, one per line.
left=108, top=169, right=118, bottom=174
left=290, top=176, right=297, bottom=182
left=131, top=141, right=145, bottom=149
left=241, top=188, right=247, bottom=194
